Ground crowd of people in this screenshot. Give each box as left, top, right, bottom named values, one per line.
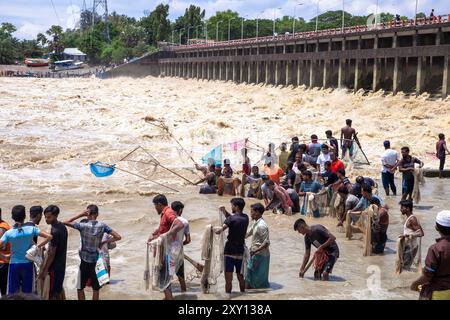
left=0, top=204, right=121, bottom=300
left=0, top=118, right=449, bottom=301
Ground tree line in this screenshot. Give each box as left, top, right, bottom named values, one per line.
left=0, top=3, right=426, bottom=66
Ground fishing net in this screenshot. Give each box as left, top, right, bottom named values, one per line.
left=345, top=204, right=377, bottom=256
left=340, top=140, right=371, bottom=166
left=200, top=210, right=224, bottom=294
left=90, top=162, right=115, bottom=177
left=149, top=220, right=185, bottom=291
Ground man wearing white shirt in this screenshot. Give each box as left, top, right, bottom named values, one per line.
left=316, top=144, right=331, bottom=175
left=380, top=140, right=400, bottom=196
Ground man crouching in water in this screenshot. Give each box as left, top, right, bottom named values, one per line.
left=294, top=218, right=339, bottom=281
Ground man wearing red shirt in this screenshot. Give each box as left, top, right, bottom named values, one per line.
left=329, top=152, right=345, bottom=173
left=148, top=194, right=177, bottom=242
left=147, top=194, right=179, bottom=300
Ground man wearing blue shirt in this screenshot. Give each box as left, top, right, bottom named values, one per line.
left=0, top=205, right=52, bottom=295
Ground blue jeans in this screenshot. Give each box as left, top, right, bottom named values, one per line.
left=381, top=172, right=396, bottom=195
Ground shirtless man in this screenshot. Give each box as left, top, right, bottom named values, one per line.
left=340, top=119, right=359, bottom=160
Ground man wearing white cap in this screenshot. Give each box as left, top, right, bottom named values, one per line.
left=411, top=210, right=450, bottom=300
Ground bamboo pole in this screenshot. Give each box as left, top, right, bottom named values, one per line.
left=138, top=146, right=196, bottom=185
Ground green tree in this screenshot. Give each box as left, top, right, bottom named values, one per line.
left=46, top=25, right=64, bottom=54
left=0, top=23, right=19, bottom=64
left=36, top=33, right=48, bottom=48
left=140, top=3, right=171, bottom=45
left=173, top=5, right=205, bottom=43
left=18, top=40, right=43, bottom=59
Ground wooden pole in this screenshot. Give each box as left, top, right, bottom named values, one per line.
left=138, top=146, right=196, bottom=185
left=184, top=254, right=204, bottom=272
left=119, top=146, right=141, bottom=162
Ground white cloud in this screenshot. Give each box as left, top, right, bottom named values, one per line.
left=14, top=21, right=47, bottom=40
left=66, top=5, right=81, bottom=29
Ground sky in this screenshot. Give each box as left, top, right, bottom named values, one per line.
left=0, top=0, right=446, bottom=40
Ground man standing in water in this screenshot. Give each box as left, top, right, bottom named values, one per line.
left=245, top=203, right=270, bottom=289
left=278, top=143, right=289, bottom=172
left=397, top=147, right=424, bottom=201
left=399, top=200, right=424, bottom=271
left=171, top=201, right=191, bottom=293
left=380, top=140, right=399, bottom=196
left=215, top=198, right=249, bottom=294
left=39, top=205, right=68, bottom=300
left=294, top=219, right=339, bottom=281
left=64, top=205, right=121, bottom=300
left=147, top=194, right=178, bottom=300
left=436, top=133, right=449, bottom=178
left=340, top=119, right=359, bottom=160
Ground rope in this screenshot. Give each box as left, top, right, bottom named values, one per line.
left=50, top=0, right=62, bottom=26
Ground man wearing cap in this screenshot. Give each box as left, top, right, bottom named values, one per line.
left=411, top=210, right=450, bottom=300
left=380, top=140, right=400, bottom=196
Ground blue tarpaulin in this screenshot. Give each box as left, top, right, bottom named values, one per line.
left=201, top=145, right=222, bottom=167
left=90, top=162, right=115, bottom=177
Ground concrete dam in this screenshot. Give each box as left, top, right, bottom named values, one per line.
left=103, top=16, right=450, bottom=97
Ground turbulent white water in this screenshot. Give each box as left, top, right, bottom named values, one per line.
left=0, top=76, right=449, bottom=300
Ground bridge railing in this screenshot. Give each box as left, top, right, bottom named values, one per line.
left=169, top=14, right=449, bottom=51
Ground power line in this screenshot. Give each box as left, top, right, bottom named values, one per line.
left=50, top=0, right=62, bottom=26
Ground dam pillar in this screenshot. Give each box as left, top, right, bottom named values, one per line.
left=225, top=62, right=229, bottom=81
left=265, top=61, right=269, bottom=85
left=373, top=58, right=380, bottom=91
left=393, top=57, right=399, bottom=94
left=443, top=55, right=449, bottom=98
left=248, top=62, right=252, bottom=83
left=232, top=62, right=237, bottom=82
left=354, top=59, right=361, bottom=92
left=275, top=61, right=279, bottom=86
left=323, top=60, right=329, bottom=88
left=286, top=60, right=290, bottom=86
left=309, top=60, right=315, bottom=88
left=240, top=61, right=243, bottom=83
left=416, top=57, right=425, bottom=96
left=256, top=62, right=260, bottom=84
left=297, top=60, right=302, bottom=86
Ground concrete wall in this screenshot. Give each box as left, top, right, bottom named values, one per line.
left=103, top=23, right=450, bottom=97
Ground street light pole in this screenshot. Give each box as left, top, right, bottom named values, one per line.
left=256, top=11, right=264, bottom=39
left=216, top=20, right=223, bottom=42
left=172, top=29, right=175, bottom=44
left=241, top=15, right=248, bottom=40
left=273, top=7, right=281, bottom=38
left=414, top=0, right=418, bottom=24
left=341, top=0, right=345, bottom=32
left=228, top=18, right=236, bottom=41
left=293, top=3, right=304, bottom=35
left=315, top=1, right=320, bottom=33
left=179, top=28, right=184, bottom=45
left=375, top=0, right=379, bottom=28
